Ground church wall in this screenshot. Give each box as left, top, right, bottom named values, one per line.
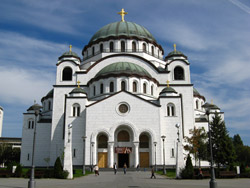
left=85, top=92, right=160, bottom=167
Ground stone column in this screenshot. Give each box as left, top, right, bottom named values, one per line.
left=108, top=142, right=114, bottom=168
left=133, top=142, right=139, bottom=168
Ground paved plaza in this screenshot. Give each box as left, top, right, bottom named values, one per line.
left=0, top=171, right=249, bottom=188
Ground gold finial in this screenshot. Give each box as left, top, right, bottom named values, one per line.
left=167, top=80, right=170, bottom=88
left=77, top=81, right=81, bottom=88
left=118, top=8, right=128, bottom=22
left=69, top=45, right=72, bottom=52
left=174, top=44, right=176, bottom=52
left=211, top=99, right=213, bottom=104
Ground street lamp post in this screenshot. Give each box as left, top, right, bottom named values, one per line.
left=91, top=142, right=94, bottom=172
left=161, top=135, right=166, bottom=175
left=82, top=136, right=87, bottom=175
left=28, top=106, right=41, bottom=188
left=153, top=142, right=157, bottom=171
left=175, top=123, right=180, bottom=179
left=202, top=103, right=217, bottom=188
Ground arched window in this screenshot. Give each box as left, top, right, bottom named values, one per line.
left=174, top=66, right=184, bottom=80
left=139, top=134, right=149, bottom=148
left=110, top=42, right=114, bottom=52
left=62, top=67, right=72, bottom=81
left=143, top=43, right=147, bottom=52
left=143, top=83, right=147, bottom=94
left=72, top=103, right=80, bottom=117
left=48, top=101, right=51, bottom=111
left=92, top=46, right=95, bottom=56
left=133, top=82, right=137, bottom=92
left=151, top=85, right=154, bottom=95
left=100, top=44, right=103, bottom=52
left=151, top=46, right=154, bottom=56
left=98, top=134, right=108, bottom=148
left=28, top=119, right=34, bottom=129
left=196, top=100, right=199, bottom=109
left=117, top=130, right=130, bottom=142
left=110, top=82, right=114, bottom=92
left=121, top=41, right=125, bottom=52
left=132, top=41, right=136, bottom=52
left=100, top=83, right=104, bottom=94
left=167, top=103, right=175, bottom=116
left=93, top=86, right=96, bottom=96
left=121, top=81, right=126, bottom=91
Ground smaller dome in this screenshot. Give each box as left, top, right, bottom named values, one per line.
left=41, top=89, right=53, bottom=102
left=69, top=87, right=86, bottom=94
left=165, top=50, right=187, bottom=59
left=160, top=87, right=177, bottom=95
left=202, top=102, right=220, bottom=110
left=27, top=103, right=43, bottom=111
left=193, top=88, right=205, bottom=101
left=58, top=50, right=80, bottom=60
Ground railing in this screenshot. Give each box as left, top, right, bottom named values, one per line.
left=83, top=49, right=163, bottom=61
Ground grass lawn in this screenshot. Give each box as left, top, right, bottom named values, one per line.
left=73, top=169, right=93, bottom=178
left=156, top=169, right=176, bottom=178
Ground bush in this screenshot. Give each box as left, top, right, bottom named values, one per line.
left=53, top=157, right=68, bottom=179
left=181, top=154, right=194, bottom=179
left=14, top=164, right=22, bottom=177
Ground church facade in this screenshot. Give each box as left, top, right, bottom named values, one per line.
left=20, top=10, right=223, bottom=174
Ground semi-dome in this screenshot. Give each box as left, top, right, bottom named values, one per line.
left=95, top=62, right=152, bottom=79
left=89, top=21, right=156, bottom=44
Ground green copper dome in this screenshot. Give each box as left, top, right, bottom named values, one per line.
left=58, top=51, right=80, bottom=60
left=160, top=87, right=177, bottom=95
left=70, top=87, right=86, bottom=94
left=89, top=21, right=156, bottom=43
left=95, top=62, right=152, bottom=78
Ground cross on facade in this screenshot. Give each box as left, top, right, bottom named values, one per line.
left=167, top=80, right=170, bottom=88
left=77, top=81, right=81, bottom=88
left=118, top=8, right=128, bottom=22
left=69, top=45, right=72, bottom=52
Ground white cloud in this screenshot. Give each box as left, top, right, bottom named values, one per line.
left=229, top=0, right=250, bottom=14
left=0, top=66, right=54, bottom=105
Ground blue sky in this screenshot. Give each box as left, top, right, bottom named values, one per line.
left=0, top=0, right=250, bottom=145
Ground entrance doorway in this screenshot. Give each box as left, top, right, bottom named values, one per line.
left=118, top=154, right=129, bottom=168
left=139, top=152, right=149, bottom=167
left=98, top=152, right=108, bottom=168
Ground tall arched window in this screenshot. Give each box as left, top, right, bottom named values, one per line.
left=118, top=130, right=130, bottom=142
left=48, top=101, right=51, bottom=111
left=110, top=42, right=114, bottom=52
left=151, top=85, right=154, bottom=95
left=174, top=66, right=184, bottom=80
left=132, top=41, right=136, bottom=52
left=143, top=43, right=147, bottom=52
left=100, top=43, right=103, bottom=52
left=196, top=100, right=199, bottom=109
left=72, top=103, right=80, bottom=117
left=139, top=134, right=149, bottom=148
left=167, top=103, right=175, bottom=116
left=121, top=81, right=126, bottom=91
left=28, top=119, right=34, bottom=129
left=93, top=86, right=96, bottom=96
left=62, top=67, right=72, bottom=81
left=133, top=82, right=137, bottom=92
left=100, top=83, right=104, bottom=94
left=143, top=83, right=147, bottom=94
left=98, top=134, right=108, bottom=148
left=121, top=41, right=125, bottom=52
left=110, top=82, right=114, bottom=92
left=151, top=46, right=154, bottom=56
left=92, top=46, right=95, bottom=56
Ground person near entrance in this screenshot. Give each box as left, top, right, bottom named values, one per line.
left=93, top=165, right=99, bottom=176
left=151, top=166, right=156, bottom=179
left=113, top=162, right=117, bottom=174
left=123, top=163, right=127, bottom=174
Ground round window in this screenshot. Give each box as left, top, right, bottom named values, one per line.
left=119, top=104, right=128, bottom=113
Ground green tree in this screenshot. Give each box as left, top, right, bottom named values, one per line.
left=181, top=154, right=194, bottom=179
left=0, top=144, right=20, bottom=166
left=184, top=126, right=208, bottom=167
left=209, top=113, right=236, bottom=170
left=54, top=157, right=63, bottom=178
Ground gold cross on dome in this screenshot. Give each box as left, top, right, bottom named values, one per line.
left=174, top=44, right=176, bottom=52
left=77, top=81, right=81, bottom=88
left=118, top=8, right=128, bottom=22
left=69, top=45, right=72, bottom=52
left=167, top=80, right=170, bottom=88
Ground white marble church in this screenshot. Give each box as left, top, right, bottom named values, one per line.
left=20, top=9, right=223, bottom=177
